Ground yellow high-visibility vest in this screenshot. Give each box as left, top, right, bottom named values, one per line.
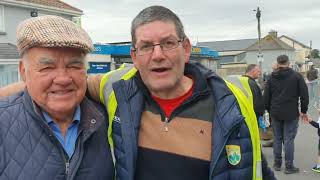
left=100, top=66, right=263, bottom=180
left=224, top=75, right=262, bottom=180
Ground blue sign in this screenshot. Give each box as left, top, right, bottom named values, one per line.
left=87, top=62, right=111, bottom=74
left=92, top=44, right=131, bottom=56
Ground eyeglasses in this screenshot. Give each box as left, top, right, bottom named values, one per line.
left=133, top=38, right=184, bottom=56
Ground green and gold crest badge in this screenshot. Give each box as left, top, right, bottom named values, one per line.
left=226, top=145, right=241, bottom=165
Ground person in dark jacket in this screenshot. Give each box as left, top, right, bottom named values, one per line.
left=88, top=5, right=276, bottom=180
left=243, top=64, right=264, bottom=118
left=264, top=54, right=309, bottom=174
left=0, top=15, right=114, bottom=180
left=306, top=65, right=319, bottom=105
left=243, top=64, right=273, bottom=146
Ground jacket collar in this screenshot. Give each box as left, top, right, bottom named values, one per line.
left=22, top=89, right=105, bottom=138
left=133, top=62, right=211, bottom=102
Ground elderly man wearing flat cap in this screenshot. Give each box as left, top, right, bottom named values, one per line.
left=0, top=15, right=114, bottom=180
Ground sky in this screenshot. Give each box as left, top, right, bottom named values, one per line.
left=63, top=0, right=320, bottom=49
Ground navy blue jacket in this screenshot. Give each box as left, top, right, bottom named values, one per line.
left=111, top=63, right=275, bottom=180
left=0, top=90, right=114, bottom=180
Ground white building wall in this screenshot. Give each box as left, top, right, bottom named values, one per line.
left=245, top=50, right=295, bottom=73
left=0, top=5, right=73, bottom=45
left=280, top=37, right=310, bottom=62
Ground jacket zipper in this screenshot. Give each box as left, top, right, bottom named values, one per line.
left=65, top=161, right=70, bottom=175
left=164, top=117, right=169, bottom=132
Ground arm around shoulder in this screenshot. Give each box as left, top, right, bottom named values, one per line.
left=0, top=82, right=25, bottom=97
left=86, top=74, right=103, bottom=103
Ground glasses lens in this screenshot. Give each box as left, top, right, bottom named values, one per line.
left=161, top=39, right=179, bottom=51
left=136, top=43, right=153, bottom=55
left=135, top=38, right=182, bottom=55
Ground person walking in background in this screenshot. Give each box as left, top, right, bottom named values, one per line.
left=264, top=55, right=309, bottom=174
left=306, top=64, right=319, bottom=107
left=242, top=64, right=268, bottom=136
left=243, top=64, right=264, bottom=120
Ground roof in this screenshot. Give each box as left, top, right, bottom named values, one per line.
left=219, top=50, right=246, bottom=56
left=197, top=39, right=257, bottom=52
left=246, top=35, right=295, bottom=51
left=0, top=43, right=19, bottom=59
left=16, top=0, right=82, bottom=13
left=279, top=35, right=311, bottom=49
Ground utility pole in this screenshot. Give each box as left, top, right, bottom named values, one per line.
left=256, top=6, right=263, bottom=84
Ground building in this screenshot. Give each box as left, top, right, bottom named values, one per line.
left=0, top=0, right=83, bottom=87
left=245, top=31, right=295, bottom=73
left=197, top=30, right=311, bottom=76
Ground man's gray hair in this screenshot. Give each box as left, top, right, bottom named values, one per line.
left=131, top=5, right=186, bottom=46
left=245, top=64, right=258, bottom=73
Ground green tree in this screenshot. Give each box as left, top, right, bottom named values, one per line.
left=310, top=49, right=320, bottom=58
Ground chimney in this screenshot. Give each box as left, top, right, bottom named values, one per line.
left=268, top=30, right=277, bottom=38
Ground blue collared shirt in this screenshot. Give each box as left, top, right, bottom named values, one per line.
left=42, top=106, right=81, bottom=158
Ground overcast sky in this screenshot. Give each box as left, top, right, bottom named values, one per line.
left=64, top=0, right=320, bottom=49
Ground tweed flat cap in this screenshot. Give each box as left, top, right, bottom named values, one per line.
left=16, top=15, right=93, bottom=55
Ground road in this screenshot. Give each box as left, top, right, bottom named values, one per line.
left=262, top=107, right=320, bottom=180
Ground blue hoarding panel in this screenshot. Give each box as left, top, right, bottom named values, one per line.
left=92, top=44, right=131, bottom=56
left=87, top=62, right=111, bottom=74
left=92, top=44, right=218, bottom=58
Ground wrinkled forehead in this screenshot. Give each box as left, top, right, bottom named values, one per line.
left=135, top=21, right=178, bottom=42
left=23, top=47, right=86, bottom=62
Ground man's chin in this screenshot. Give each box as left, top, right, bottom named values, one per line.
left=45, top=104, right=77, bottom=117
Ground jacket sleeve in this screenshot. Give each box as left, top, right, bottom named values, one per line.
left=249, top=81, right=264, bottom=117
left=297, top=74, right=309, bottom=113
left=263, top=79, right=271, bottom=112
left=310, top=120, right=320, bottom=129
left=262, top=153, right=277, bottom=180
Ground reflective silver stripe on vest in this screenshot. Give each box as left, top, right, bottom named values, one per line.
left=225, top=75, right=250, bottom=99
left=102, top=63, right=135, bottom=106
left=256, top=160, right=262, bottom=179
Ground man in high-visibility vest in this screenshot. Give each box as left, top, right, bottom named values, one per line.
left=243, top=64, right=264, bottom=120
left=89, top=5, right=276, bottom=180
left=242, top=64, right=273, bottom=146
left=0, top=5, right=276, bottom=180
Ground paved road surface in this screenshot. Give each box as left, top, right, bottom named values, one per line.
left=262, top=107, right=319, bottom=180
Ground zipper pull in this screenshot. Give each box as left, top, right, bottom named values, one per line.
left=164, top=117, right=169, bottom=132
left=65, top=162, right=70, bottom=175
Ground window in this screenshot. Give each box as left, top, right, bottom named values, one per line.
left=0, top=64, right=19, bottom=87
left=0, top=5, right=4, bottom=32
left=72, top=16, right=81, bottom=26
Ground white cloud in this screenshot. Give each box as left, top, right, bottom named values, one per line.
left=64, top=0, right=320, bottom=49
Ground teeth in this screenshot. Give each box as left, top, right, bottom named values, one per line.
left=52, top=90, right=70, bottom=94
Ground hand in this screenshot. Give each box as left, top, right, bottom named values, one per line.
left=300, top=113, right=309, bottom=123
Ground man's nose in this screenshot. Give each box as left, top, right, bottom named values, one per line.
left=53, top=69, right=72, bottom=85
left=151, top=45, right=165, bottom=60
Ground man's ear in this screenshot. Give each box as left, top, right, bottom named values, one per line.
left=183, top=38, right=192, bottom=63
left=130, top=47, right=137, bottom=67
left=19, top=60, right=26, bottom=82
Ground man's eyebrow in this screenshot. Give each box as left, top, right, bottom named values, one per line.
left=69, top=57, right=85, bottom=64
left=38, top=57, right=55, bottom=65
left=138, top=35, right=177, bottom=44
